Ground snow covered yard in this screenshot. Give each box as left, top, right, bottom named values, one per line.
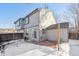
left=69, top=39, right=79, bottom=56
left=0, top=39, right=70, bottom=56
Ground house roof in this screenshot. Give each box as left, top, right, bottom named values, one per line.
left=25, top=8, right=38, bottom=18
left=14, top=18, right=24, bottom=24
left=14, top=8, right=39, bottom=24
left=44, top=22, right=69, bottom=30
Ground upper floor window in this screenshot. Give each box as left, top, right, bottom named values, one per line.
left=25, top=17, right=29, bottom=24
left=20, top=18, right=24, bottom=25
left=15, top=20, right=20, bottom=27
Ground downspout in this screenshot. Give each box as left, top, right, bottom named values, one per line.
left=38, top=8, right=40, bottom=41
left=67, top=23, right=69, bottom=42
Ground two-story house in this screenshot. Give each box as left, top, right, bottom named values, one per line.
left=14, top=8, right=56, bottom=41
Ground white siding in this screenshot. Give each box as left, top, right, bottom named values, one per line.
left=24, top=11, right=39, bottom=28
left=22, top=8, right=57, bottom=41
left=60, top=29, right=68, bottom=42
left=23, top=10, right=40, bottom=41
left=24, top=26, right=40, bottom=41
left=39, top=9, right=56, bottom=29
left=15, top=26, right=21, bottom=30
left=38, top=9, right=56, bottom=41
left=37, top=29, right=47, bottom=41
left=46, top=28, right=68, bottom=42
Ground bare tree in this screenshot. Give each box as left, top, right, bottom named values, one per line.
left=59, top=3, right=79, bottom=39
left=68, top=3, right=79, bottom=39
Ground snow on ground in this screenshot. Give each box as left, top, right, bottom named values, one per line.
left=0, top=39, right=70, bottom=56
left=69, top=39, right=79, bottom=56
left=60, top=42, right=70, bottom=56
left=17, top=49, right=46, bottom=56
left=17, top=42, right=70, bottom=56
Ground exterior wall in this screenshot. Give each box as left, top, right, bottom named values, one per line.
left=38, top=8, right=56, bottom=41
left=24, top=26, right=39, bottom=41
left=60, top=28, right=68, bottom=42
left=23, top=10, right=39, bottom=41
left=15, top=26, right=21, bottom=30
left=15, top=8, right=56, bottom=42
left=37, top=29, right=47, bottom=41
left=39, top=9, right=56, bottom=29
left=24, top=11, right=39, bottom=28
left=46, top=28, right=68, bottom=42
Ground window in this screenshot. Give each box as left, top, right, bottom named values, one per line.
left=34, top=30, right=37, bottom=38
left=20, top=18, right=24, bottom=25
left=25, top=17, right=29, bottom=24
left=15, top=20, right=20, bottom=27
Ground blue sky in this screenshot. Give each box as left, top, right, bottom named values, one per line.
left=0, top=3, right=70, bottom=28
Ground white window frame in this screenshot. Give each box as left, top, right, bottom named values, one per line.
left=15, top=21, right=20, bottom=27
left=25, top=17, right=29, bottom=24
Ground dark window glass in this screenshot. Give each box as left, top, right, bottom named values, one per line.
left=34, top=31, right=37, bottom=38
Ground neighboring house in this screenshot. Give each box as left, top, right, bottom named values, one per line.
left=14, top=8, right=56, bottom=41
left=14, top=8, right=69, bottom=42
